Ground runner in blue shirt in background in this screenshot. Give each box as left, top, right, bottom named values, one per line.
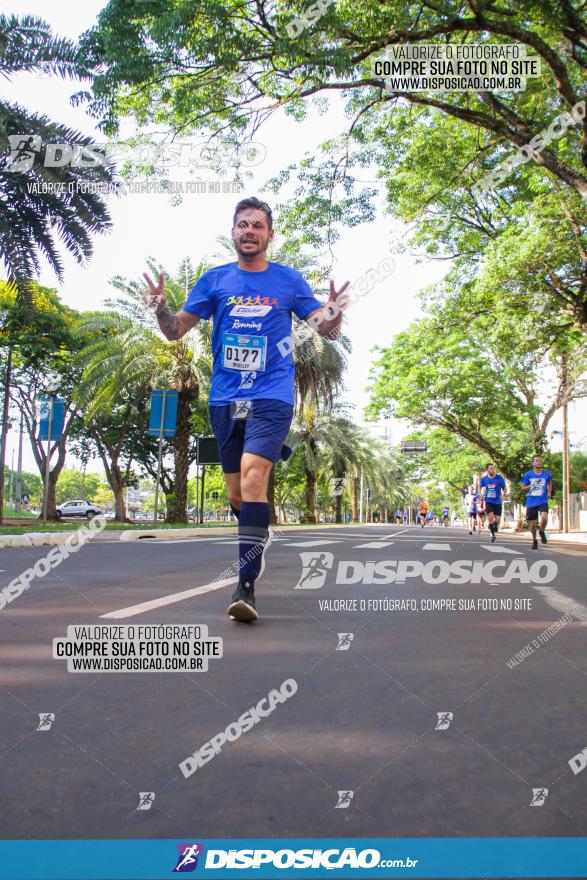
left=479, top=463, right=507, bottom=544
left=521, top=455, right=552, bottom=550
left=464, top=486, right=479, bottom=535
left=144, top=197, right=349, bottom=622
left=442, top=505, right=450, bottom=527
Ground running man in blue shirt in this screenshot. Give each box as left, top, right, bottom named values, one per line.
left=442, top=505, right=449, bottom=527
left=144, top=197, right=349, bottom=622
left=521, top=455, right=552, bottom=549
left=479, top=462, right=508, bottom=544
left=464, top=486, right=479, bottom=535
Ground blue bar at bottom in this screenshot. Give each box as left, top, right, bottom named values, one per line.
left=0, top=838, right=586, bottom=879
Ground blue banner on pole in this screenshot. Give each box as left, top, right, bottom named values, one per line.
left=149, top=390, right=178, bottom=437
left=0, top=838, right=586, bottom=879
left=37, top=397, right=65, bottom=441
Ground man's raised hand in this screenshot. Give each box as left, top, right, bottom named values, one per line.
left=143, top=271, right=166, bottom=312
left=329, top=278, right=351, bottom=309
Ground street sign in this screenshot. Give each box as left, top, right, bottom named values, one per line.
left=149, top=390, right=179, bottom=523
left=401, top=440, right=427, bottom=454
left=331, top=477, right=345, bottom=497
left=211, top=491, right=219, bottom=501
left=149, top=390, right=178, bottom=437
left=37, top=397, right=65, bottom=441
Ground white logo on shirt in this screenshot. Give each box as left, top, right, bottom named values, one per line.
left=231, top=319, right=262, bottom=331
left=229, top=305, right=272, bottom=317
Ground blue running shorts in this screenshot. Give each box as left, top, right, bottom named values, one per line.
left=209, top=399, right=294, bottom=473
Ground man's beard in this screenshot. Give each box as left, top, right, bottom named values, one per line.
left=233, top=235, right=268, bottom=257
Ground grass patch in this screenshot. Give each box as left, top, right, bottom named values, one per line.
left=0, top=520, right=237, bottom=535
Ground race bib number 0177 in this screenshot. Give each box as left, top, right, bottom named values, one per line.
left=222, top=332, right=267, bottom=371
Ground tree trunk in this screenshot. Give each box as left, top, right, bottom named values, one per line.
left=267, top=465, right=277, bottom=524
left=90, top=422, right=133, bottom=523
left=351, top=476, right=359, bottom=523
left=43, top=468, right=59, bottom=520
left=303, top=468, right=317, bottom=523
left=169, top=390, right=191, bottom=523
left=110, top=467, right=128, bottom=522
left=36, top=439, right=68, bottom=522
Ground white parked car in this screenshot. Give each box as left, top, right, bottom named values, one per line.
left=55, top=500, right=103, bottom=520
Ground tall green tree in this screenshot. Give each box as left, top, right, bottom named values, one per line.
left=1, top=281, right=82, bottom=519
left=55, top=468, right=101, bottom=504
left=69, top=396, right=148, bottom=522
left=367, top=304, right=587, bottom=481
left=77, top=258, right=212, bottom=522
left=80, top=2, right=587, bottom=203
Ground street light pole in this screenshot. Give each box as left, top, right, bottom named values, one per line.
left=15, top=408, right=23, bottom=514
left=562, top=398, right=570, bottom=533
left=153, top=391, right=167, bottom=525
left=41, top=396, right=54, bottom=524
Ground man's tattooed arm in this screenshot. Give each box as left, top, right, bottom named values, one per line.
left=155, top=305, right=200, bottom=340
left=156, top=304, right=182, bottom=340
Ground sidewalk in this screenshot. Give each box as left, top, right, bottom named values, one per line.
left=500, top=526, right=587, bottom=545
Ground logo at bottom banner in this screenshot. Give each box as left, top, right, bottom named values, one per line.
left=173, top=843, right=205, bottom=872
left=184, top=847, right=384, bottom=871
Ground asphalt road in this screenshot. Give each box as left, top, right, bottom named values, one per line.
left=1, top=523, right=586, bottom=849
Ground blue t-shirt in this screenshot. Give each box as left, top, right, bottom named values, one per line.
left=442, top=506, right=449, bottom=516
left=521, top=469, right=552, bottom=508
left=465, top=492, right=478, bottom=511
left=480, top=474, right=506, bottom=503
left=183, top=262, right=323, bottom=405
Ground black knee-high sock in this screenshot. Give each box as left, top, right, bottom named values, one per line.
left=238, top=502, right=269, bottom=586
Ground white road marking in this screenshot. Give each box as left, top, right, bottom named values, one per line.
left=422, top=543, right=452, bottom=551
left=353, top=541, right=395, bottom=549
left=530, top=584, right=587, bottom=624
left=101, top=576, right=237, bottom=619
left=138, top=538, right=208, bottom=544
left=482, top=546, right=521, bottom=555
left=284, top=540, right=343, bottom=547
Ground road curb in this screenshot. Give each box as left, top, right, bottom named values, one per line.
left=0, top=521, right=351, bottom=549
left=3, top=523, right=584, bottom=550
left=0, top=534, right=34, bottom=548
left=118, top=527, right=237, bottom=541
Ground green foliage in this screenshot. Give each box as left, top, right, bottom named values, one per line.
left=0, top=14, right=114, bottom=299
left=367, top=287, right=587, bottom=480
left=400, top=428, right=488, bottom=507
left=3, top=468, right=42, bottom=506
left=55, top=468, right=101, bottom=503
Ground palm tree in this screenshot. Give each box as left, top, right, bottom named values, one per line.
left=76, top=258, right=212, bottom=522
left=0, top=14, right=115, bottom=520
left=0, top=14, right=115, bottom=296
left=290, top=405, right=366, bottom=523
left=362, top=441, right=410, bottom=523
left=343, top=435, right=409, bottom=523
